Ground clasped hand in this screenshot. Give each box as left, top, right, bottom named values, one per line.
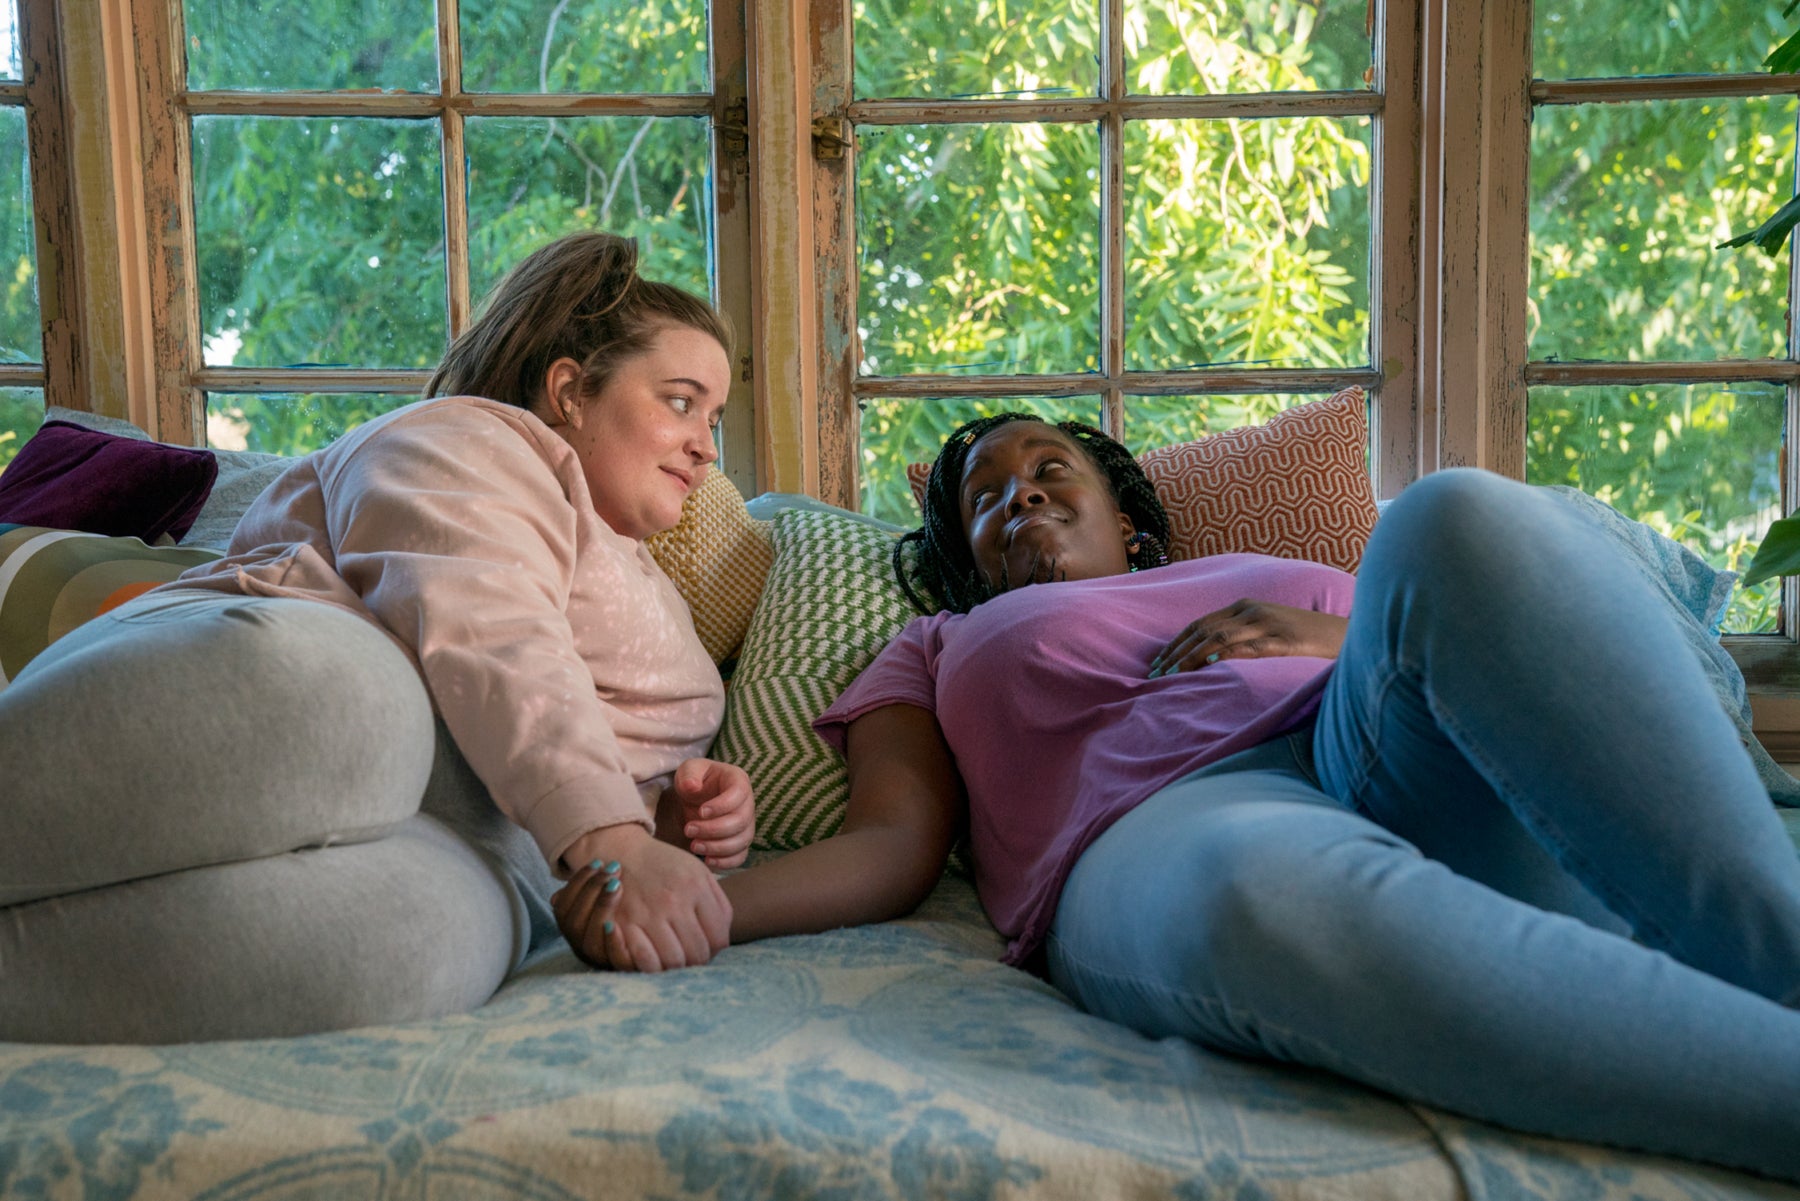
left=1149, top=598, right=1348, bottom=677
left=550, top=757, right=754, bottom=973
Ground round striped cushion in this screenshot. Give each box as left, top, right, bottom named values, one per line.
left=0, top=525, right=223, bottom=690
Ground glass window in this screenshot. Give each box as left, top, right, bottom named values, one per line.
left=845, top=0, right=1381, bottom=516
left=174, top=0, right=733, bottom=456
left=1527, top=8, right=1794, bottom=636
left=0, top=384, right=41, bottom=471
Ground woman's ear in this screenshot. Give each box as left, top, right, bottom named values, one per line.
left=540, top=357, right=586, bottom=427
left=1117, top=512, right=1137, bottom=542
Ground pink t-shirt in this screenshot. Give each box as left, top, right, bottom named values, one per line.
left=815, top=553, right=1356, bottom=966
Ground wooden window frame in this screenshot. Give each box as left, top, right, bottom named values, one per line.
left=1415, top=0, right=1799, bottom=732
left=42, top=0, right=758, bottom=491
left=802, top=0, right=1414, bottom=511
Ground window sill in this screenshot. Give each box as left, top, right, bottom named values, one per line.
left=1728, top=638, right=1800, bottom=761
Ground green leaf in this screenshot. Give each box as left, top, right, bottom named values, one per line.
left=1768, top=25, right=1800, bottom=74
left=1717, top=193, right=1800, bottom=255
left=1743, top=512, right=1800, bottom=587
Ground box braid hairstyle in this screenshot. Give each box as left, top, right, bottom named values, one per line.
left=893, top=413, right=1173, bottom=615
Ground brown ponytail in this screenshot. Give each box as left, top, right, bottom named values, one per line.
left=425, top=232, right=733, bottom=409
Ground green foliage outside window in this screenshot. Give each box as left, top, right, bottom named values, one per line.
left=183, top=0, right=712, bottom=456
left=851, top=0, right=1371, bottom=524
left=1527, top=0, right=1796, bottom=633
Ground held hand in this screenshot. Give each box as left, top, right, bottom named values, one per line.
left=659, top=757, right=756, bottom=870
left=1150, top=599, right=1348, bottom=677
left=552, top=824, right=732, bottom=972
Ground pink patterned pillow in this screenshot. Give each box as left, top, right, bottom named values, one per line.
left=1138, top=386, right=1376, bottom=572
left=903, top=387, right=1377, bottom=572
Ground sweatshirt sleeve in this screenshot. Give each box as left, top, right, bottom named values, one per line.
left=321, top=403, right=652, bottom=869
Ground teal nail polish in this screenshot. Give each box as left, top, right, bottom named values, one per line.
left=603, top=921, right=615, bottom=935
left=1205, top=652, right=1220, bottom=664
left=605, top=861, right=621, bottom=874
left=603, top=878, right=621, bottom=894
left=588, top=859, right=603, bottom=871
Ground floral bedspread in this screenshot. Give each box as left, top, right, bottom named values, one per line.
left=2, top=874, right=1793, bottom=1201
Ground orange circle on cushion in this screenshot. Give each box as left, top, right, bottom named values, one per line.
left=96, top=580, right=162, bottom=615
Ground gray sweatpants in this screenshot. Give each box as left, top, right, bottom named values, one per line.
left=0, top=589, right=559, bottom=1044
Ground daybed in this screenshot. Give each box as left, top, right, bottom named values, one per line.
left=2, top=392, right=1797, bottom=1201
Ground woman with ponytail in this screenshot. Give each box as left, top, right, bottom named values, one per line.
left=0, top=232, right=753, bottom=1041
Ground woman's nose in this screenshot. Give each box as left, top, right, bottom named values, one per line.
left=1003, top=478, right=1047, bottom=516
left=689, top=428, right=719, bottom=464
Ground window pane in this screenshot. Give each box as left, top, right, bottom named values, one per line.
left=1529, top=97, right=1794, bottom=363
left=0, top=105, right=37, bottom=364
left=184, top=0, right=436, bottom=91
left=1122, top=392, right=1335, bottom=454
left=193, top=117, right=447, bottom=370
left=859, top=395, right=1103, bottom=525
left=1125, top=117, right=1369, bottom=371
left=857, top=123, right=1100, bottom=376
left=0, top=1, right=18, bottom=80
left=1526, top=382, right=1785, bottom=634
left=854, top=0, right=1097, bottom=100
left=0, top=385, right=41, bottom=471
left=207, top=392, right=414, bottom=457
left=466, top=116, right=712, bottom=304
left=1535, top=0, right=1788, bottom=80
left=1125, top=0, right=1372, bottom=94
left=462, top=0, right=706, bottom=93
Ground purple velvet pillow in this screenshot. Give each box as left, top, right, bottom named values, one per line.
left=0, top=420, right=219, bottom=543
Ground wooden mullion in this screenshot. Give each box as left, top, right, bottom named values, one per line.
left=812, top=0, right=857, bottom=508
left=182, top=91, right=716, bottom=119
left=138, top=0, right=202, bottom=444
left=437, top=0, right=470, bottom=339
left=848, top=91, right=1382, bottom=127
left=0, top=364, right=46, bottom=385
left=853, top=366, right=1379, bottom=399
left=19, top=0, right=80, bottom=411
left=1525, top=359, right=1800, bottom=386
left=710, top=0, right=757, bottom=495
left=193, top=368, right=430, bottom=393
left=1483, top=0, right=1531, bottom=481
left=1533, top=73, right=1800, bottom=106
left=1373, top=0, right=1421, bottom=497
left=1100, top=0, right=1124, bottom=441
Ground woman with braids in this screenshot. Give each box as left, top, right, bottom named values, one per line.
left=1, top=232, right=753, bottom=1042
left=563, top=409, right=1800, bottom=1182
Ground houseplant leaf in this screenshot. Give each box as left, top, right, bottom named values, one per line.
left=1718, top=193, right=1800, bottom=254
left=1743, top=512, right=1800, bottom=587
left=1768, top=24, right=1800, bottom=74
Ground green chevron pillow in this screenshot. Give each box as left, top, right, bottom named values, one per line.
left=714, top=507, right=934, bottom=852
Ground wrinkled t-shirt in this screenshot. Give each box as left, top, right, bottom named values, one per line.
left=815, top=553, right=1356, bottom=966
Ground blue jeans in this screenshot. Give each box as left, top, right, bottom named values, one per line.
left=1044, top=469, right=1800, bottom=1183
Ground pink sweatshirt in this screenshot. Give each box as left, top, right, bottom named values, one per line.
left=170, top=396, right=724, bottom=871
left=815, top=554, right=1356, bottom=966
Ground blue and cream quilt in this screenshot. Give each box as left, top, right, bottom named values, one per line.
left=2, top=872, right=1794, bottom=1201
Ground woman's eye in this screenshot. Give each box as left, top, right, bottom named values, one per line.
left=669, top=395, right=693, bottom=414
left=1038, top=459, right=1068, bottom=476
